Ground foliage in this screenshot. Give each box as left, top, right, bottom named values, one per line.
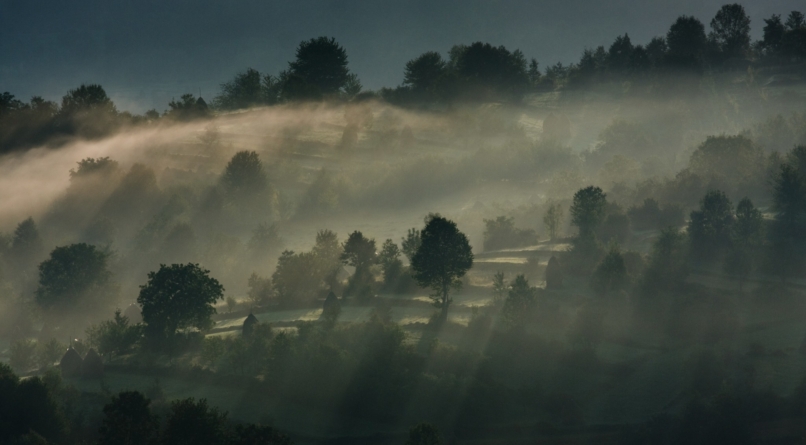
left=401, top=228, right=422, bottom=262
left=411, top=215, right=473, bottom=319
left=639, top=227, right=688, bottom=296
left=0, top=365, right=66, bottom=443
left=271, top=251, right=321, bottom=306
left=502, top=275, right=538, bottom=326
left=590, top=245, right=629, bottom=295
left=287, top=36, right=351, bottom=97
left=221, top=151, right=268, bottom=199
left=166, top=94, right=210, bottom=121
left=137, top=263, right=224, bottom=340
left=688, top=190, right=735, bottom=263
left=570, top=186, right=607, bottom=239
left=98, top=391, right=159, bottom=445
left=405, top=423, right=441, bottom=445
left=482, top=216, right=538, bottom=251
left=85, top=310, right=142, bottom=359
left=35, top=243, right=114, bottom=312
left=491, top=271, right=507, bottom=305
left=161, top=398, right=228, bottom=445
left=35, top=339, right=64, bottom=370
left=709, top=4, right=751, bottom=59
left=542, top=202, right=564, bottom=239
left=9, top=339, right=37, bottom=374
left=666, top=15, right=708, bottom=70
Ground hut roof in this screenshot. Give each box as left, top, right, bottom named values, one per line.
left=82, top=348, right=104, bottom=378
left=123, top=303, right=143, bottom=324
left=59, top=347, right=83, bottom=378
left=244, top=313, right=258, bottom=326
left=323, top=291, right=339, bottom=309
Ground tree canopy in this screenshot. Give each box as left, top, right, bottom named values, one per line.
left=410, top=215, right=473, bottom=319
left=287, top=36, right=351, bottom=97
left=137, top=263, right=224, bottom=339
left=35, top=243, right=113, bottom=312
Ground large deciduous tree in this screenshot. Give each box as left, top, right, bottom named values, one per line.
left=709, top=4, right=751, bottom=59
left=411, top=215, right=473, bottom=320
left=98, top=391, right=158, bottom=445
left=137, top=263, right=224, bottom=339
left=688, top=190, right=735, bottom=263
left=35, top=243, right=114, bottom=313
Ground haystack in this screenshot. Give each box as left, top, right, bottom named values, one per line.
left=59, top=347, right=83, bottom=378
left=82, top=348, right=104, bottom=378
left=243, top=313, right=258, bottom=338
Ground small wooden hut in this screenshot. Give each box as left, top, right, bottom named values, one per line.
left=59, top=347, right=83, bottom=378
left=243, top=313, right=258, bottom=338
left=82, top=348, right=104, bottom=378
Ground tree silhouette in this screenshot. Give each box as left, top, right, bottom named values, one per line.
left=98, top=391, right=158, bottom=445
left=221, top=151, right=267, bottom=199
left=666, top=16, right=707, bottom=70
left=411, top=215, right=473, bottom=320
left=137, top=263, right=224, bottom=340
left=214, top=68, right=267, bottom=110
left=287, top=37, right=351, bottom=97
left=688, top=190, right=734, bottom=263
left=570, top=186, right=607, bottom=240
left=161, top=398, right=227, bottom=445
left=709, top=4, right=751, bottom=60
left=405, top=423, right=441, bottom=445
left=403, top=52, right=447, bottom=97
left=590, top=245, right=629, bottom=295
left=35, top=243, right=113, bottom=312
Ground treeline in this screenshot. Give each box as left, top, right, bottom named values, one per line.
left=2, top=4, right=805, bottom=154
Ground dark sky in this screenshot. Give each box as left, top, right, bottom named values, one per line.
left=0, top=0, right=801, bottom=112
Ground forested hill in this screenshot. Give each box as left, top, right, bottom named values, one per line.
left=0, top=0, right=801, bottom=111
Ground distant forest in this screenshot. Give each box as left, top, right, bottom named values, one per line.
left=1, top=4, right=805, bottom=153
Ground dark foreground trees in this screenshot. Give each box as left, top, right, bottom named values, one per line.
left=137, top=263, right=224, bottom=340
left=411, top=215, right=473, bottom=320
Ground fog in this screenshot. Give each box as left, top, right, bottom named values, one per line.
left=3, top=5, right=806, bottom=444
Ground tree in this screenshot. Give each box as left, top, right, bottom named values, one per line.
left=35, top=243, right=113, bottom=312
left=9, top=217, right=44, bottom=283
left=666, top=16, right=707, bottom=70
left=341, top=231, right=376, bottom=271
left=639, top=227, right=688, bottom=296
left=411, top=215, right=473, bottom=320
left=406, top=423, right=441, bottom=445
left=502, top=274, right=537, bottom=326
left=166, top=94, right=209, bottom=121
left=762, top=14, right=786, bottom=55
left=221, top=151, right=267, bottom=198
left=0, top=365, right=66, bottom=443
left=341, top=231, right=377, bottom=301
left=403, top=52, right=447, bottom=97
left=161, top=398, right=227, bottom=445
left=312, top=229, right=342, bottom=291
left=378, top=239, right=403, bottom=291
left=137, top=264, right=224, bottom=340
left=727, top=197, right=764, bottom=289
left=709, top=4, right=751, bottom=59
left=271, top=251, right=320, bottom=306
left=543, top=202, right=564, bottom=239
left=98, top=391, right=159, bottom=445
left=768, top=161, right=806, bottom=281
left=688, top=190, right=734, bottom=263
left=85, top=310, right=142, bottom=359
left=213, top=68, right=268, bottom=110
left=450, top=42, right=530, bottom=101
left=570, top=186, right=607, bottom=239
left=590, top=245, right=629, bottom=295
left=401, top=228, right=422, bottom=262
left=287, top=37, right=351, bottom=96
left=483, top=216, right=537, bottom=251
left=491, top=271, right=507, bottom=304
left=607, top=34, right=634, bottom=74
left=59, top=84, right=116, bottom=116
